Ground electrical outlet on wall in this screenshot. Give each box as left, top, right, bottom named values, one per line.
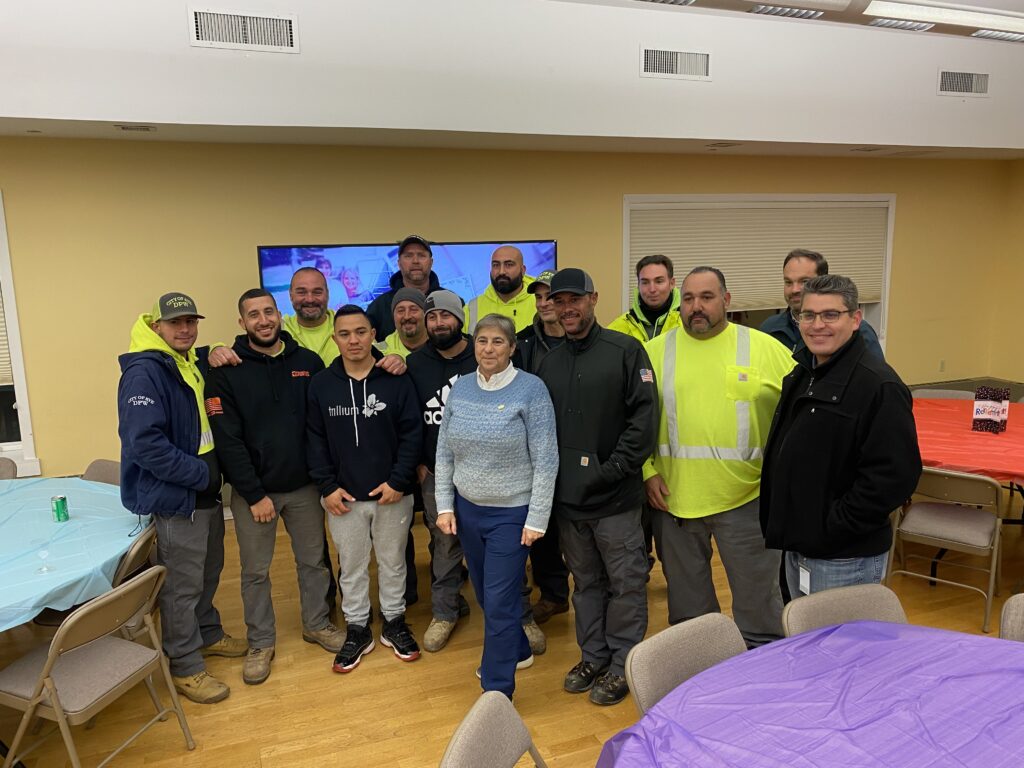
left=939, top=359, right=946, bottom=373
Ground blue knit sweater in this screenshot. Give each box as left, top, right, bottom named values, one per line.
left=434, top=370, right=558, bottom=532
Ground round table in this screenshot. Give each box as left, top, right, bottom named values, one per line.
left=913, top=398, right=1024, bottom=484
left=599, top=621, right=1024, bottom=767
left=0, top=477, right=143, bottom=633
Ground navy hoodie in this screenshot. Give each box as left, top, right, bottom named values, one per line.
left=306, top=358, right=423, bottom=501
left=365, top=269, right=445, bottom=338
left=205, top=332, right=324, bottom=505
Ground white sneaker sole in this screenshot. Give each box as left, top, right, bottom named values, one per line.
left=476, top=655, right=534, bottom=679
left=381, top=635, right=421, bottom=662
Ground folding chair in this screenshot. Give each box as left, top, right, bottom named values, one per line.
left=439, top=691, right=547, bottom=768
left=887, top=467, right=1003, bottom=632
left=81, top=459, right=120, bottom=486
left=910, top=388, right=975, bottom=400
left=625, top=613, right=746, bottom=715
left=782, top=583, right=908, bottom=637
left=0, top=457, right=17, bottom=479
left=1000, top=594, right=1024, bottom=641
left=0, top=567, right=195, bottom=768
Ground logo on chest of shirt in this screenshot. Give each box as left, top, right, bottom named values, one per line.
left=423, top=374, right=462, bottom=425
left=327, top=394, right=388, bottom=420
left=292, top=370, right=311, bottom=378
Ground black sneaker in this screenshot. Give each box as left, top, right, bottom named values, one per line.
left=332, top=625, right=374, bottom=673
left=589, top=672, right=629, bottom=706
left=380, top=615, right=421, bottom=662
left=564, top=660, right=608, bottom=693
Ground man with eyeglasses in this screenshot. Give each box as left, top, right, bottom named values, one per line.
left=642, top=267, right=794, bottom=649
left=760, top=249, right=884, bottom=360
left=760, top=275, right=920, bottom=597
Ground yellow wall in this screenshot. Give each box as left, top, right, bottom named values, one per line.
left=990, top=159, right=1024, bottom=382
left=0, top=138, right=1014, bottom=474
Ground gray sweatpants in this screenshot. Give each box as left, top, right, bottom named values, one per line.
left=153, top=505, right=226, bottom=677
left=421, top=472, right=466, bottom=622
left=231, top=484, right=332, bottom=649
left=652, top=497, right=783, bottom=647
left=326, top=496, right=413, bottom=626
left=559, top=507, right=649, bottom=677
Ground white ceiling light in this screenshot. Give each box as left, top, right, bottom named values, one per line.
left=972, top=29, right=1024, bottom=42
left=869, top=18, right=935, bottom=31
left=864, top=2, right=1024, bottom=34
left=750, top=5, right=825, bottom=19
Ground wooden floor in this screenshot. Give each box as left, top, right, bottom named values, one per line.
left=3, top=513, right=1023, bottom=768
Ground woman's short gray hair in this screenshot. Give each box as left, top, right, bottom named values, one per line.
left=802, top=274, right=859, bottom=312
left=473, top=313, right=517, bottom=346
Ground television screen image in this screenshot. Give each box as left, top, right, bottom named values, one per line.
left=257, top=240, right=557, bottom=313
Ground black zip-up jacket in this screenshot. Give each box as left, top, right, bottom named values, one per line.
left=536, top=322, right=658, bottom=521
left=366, top=269, right=445, bottom=338
left=760, top=332, right=922, bottom=559
left=405, top=337, right=477, bottom=472
left=514, top=314, right=565, bottom=374
left=306, top=358, right=422, bottom=501
left=204, top=332, right=324, bottom=505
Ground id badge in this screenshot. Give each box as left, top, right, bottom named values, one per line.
left=798, top=564, right=811, bottom=596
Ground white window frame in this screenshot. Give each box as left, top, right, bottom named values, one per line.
left=622, top=193, right=895, bottom=350
left=0, top=191, right=41, bottom=476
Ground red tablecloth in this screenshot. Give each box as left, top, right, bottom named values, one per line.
left=914, top=398, right=1024, bottom=484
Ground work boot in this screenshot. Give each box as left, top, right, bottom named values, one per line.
left=532, top=598, right=569, bottom=625
left=242, top=646, right=275, bottom=685
left=200, top=633, right=248, bottom=658
left=522, top=620, right=547, bottom=655
left=302, top=622, right=345, bottom=653
left=422, top=618, right=457, bottom=652
left=563, top=660, right=608, bottom=694
left=172, top=670, right=230, bottom=704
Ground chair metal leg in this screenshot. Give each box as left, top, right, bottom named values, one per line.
left=983, top=532, right=1000, bottom=633
left=528, top=743, right=549, bottom=768
left=143, top=676, right=169, bottom=721
left=158, top=649, right=196, bottom=749
left=45, top=680, right=82, bottom=768
left=1, top=705, right=38, bottom=768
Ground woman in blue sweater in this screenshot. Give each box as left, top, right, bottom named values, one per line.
left=435, top=313, right=558, bottom=699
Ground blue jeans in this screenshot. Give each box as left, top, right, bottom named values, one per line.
left=456, top=494, right=531, bottom=698
left=785, top=551, right=889, bottom=597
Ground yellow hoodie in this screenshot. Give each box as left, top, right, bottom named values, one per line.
left=466, top=276, right=536, bottom=333
left=129, top=314, right=214, bottom=455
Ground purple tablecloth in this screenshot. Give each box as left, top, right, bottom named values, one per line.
left=598, top=621, right=1024, bottom=767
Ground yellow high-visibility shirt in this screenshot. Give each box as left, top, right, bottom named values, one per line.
left=373, top=329, right=424, bottom=359
left=282, top=311, right=337, bottom=365
left=466, top=277, right=536, bottom=333
left=643, top=323, right=794, bottom=518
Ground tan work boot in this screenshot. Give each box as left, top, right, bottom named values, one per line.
left=201, top=633, right=248, bottom=658
left=243, top=646, right=275, bottom=685
left=523, top=619, right=547, bottom=655
left=422, top=618, right=457, bottom=652
left=302, top=622, right=345, bottom=653
left=172, top=670, right=230, bottom=704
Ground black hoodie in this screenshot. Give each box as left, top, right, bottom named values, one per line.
left=306, top=358, right=423, bottom=501
left=204, top=332, right=324, bottom=505
left=366, top=269, right=445, bottom=338
left=405, top=336, right=478, bottom=472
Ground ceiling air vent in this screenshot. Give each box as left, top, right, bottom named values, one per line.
left=937, top=70, right=989, bottom=97
left=869, top=18, right=934, bottom=32
left=115, top=124, right=156, bottom=133
left=190, top=8, right=298, bottom=53
left=749, top=5, right=824, bottom=19
left=972, top=30, right=1024, bottom=43
left=632, top=0, right=697, bottom=6
left=640, top=48, right=711, bottom=81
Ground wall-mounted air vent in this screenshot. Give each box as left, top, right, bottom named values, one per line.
left=115, top=124, right=157, bottom=133
left=640, top=47, right=711, bottom=81
left=190, top=7, right=298, bottom=53
left=937, top=70, right=989, bottom=97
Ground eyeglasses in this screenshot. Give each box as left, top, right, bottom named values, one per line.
left=792, top=309, right=854, bottom=325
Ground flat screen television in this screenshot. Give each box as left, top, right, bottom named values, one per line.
left=257, top=240, right=557, bottom=312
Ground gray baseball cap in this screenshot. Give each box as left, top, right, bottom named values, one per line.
left=153, top=292, right=204, bottom=320
left=424, top=289, right=465, bottom=326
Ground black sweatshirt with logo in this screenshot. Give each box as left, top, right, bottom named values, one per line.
left=205, top=332, right=324, bottom=505
left=306, top=358, right=423, bottom=501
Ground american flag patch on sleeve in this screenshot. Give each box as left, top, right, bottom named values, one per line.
left=205, top=397, right=224, bottom=416
left=639, top=368, right=654, bottom=383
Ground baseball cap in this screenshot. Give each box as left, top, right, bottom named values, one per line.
left=527, top=269, right=557, bottom=295
left=398, top=235, right=433, bottom=256
left=548, top=268, right=595, bottom=297
left=392, top=287, right=427, bottom=314
left=424, top=289, right=465, bottom=326
left=152, top=292, right=204, bottom=321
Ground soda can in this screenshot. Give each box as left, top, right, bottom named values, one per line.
left=51, top=495, right=69, bottom=523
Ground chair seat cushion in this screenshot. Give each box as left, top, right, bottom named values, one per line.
left=900, top=502, right=997, bottom=549
left=0, top=636, right=158, bottom=715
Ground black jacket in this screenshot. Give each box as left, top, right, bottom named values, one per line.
left=366, top=270, right=444, bottom=338
left=306, top=359, right=423, bottom=501
left=514, top=315, right=565, bottom=374
left=760, top=332, right=922, bottom=559
left=405, top=337, right=477, bottom=471
left=536, top=322, right=658, bottom=521
left=205, top=332, right=324, bottom=505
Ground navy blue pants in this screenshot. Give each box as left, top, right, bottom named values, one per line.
left=456, top=493, right=532, bottom=698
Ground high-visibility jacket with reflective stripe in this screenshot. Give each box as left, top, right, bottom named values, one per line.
left=466, top=278, right=535, bottom=333
left=642, top=324, right=795, bottom=519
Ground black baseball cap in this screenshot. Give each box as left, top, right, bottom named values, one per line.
left=548, top=268, right=595, bottom=297
left=398, top=235, right=432, bottom=256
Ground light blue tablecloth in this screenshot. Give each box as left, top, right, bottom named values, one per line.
left=0, top=477, right=144, bottom=632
